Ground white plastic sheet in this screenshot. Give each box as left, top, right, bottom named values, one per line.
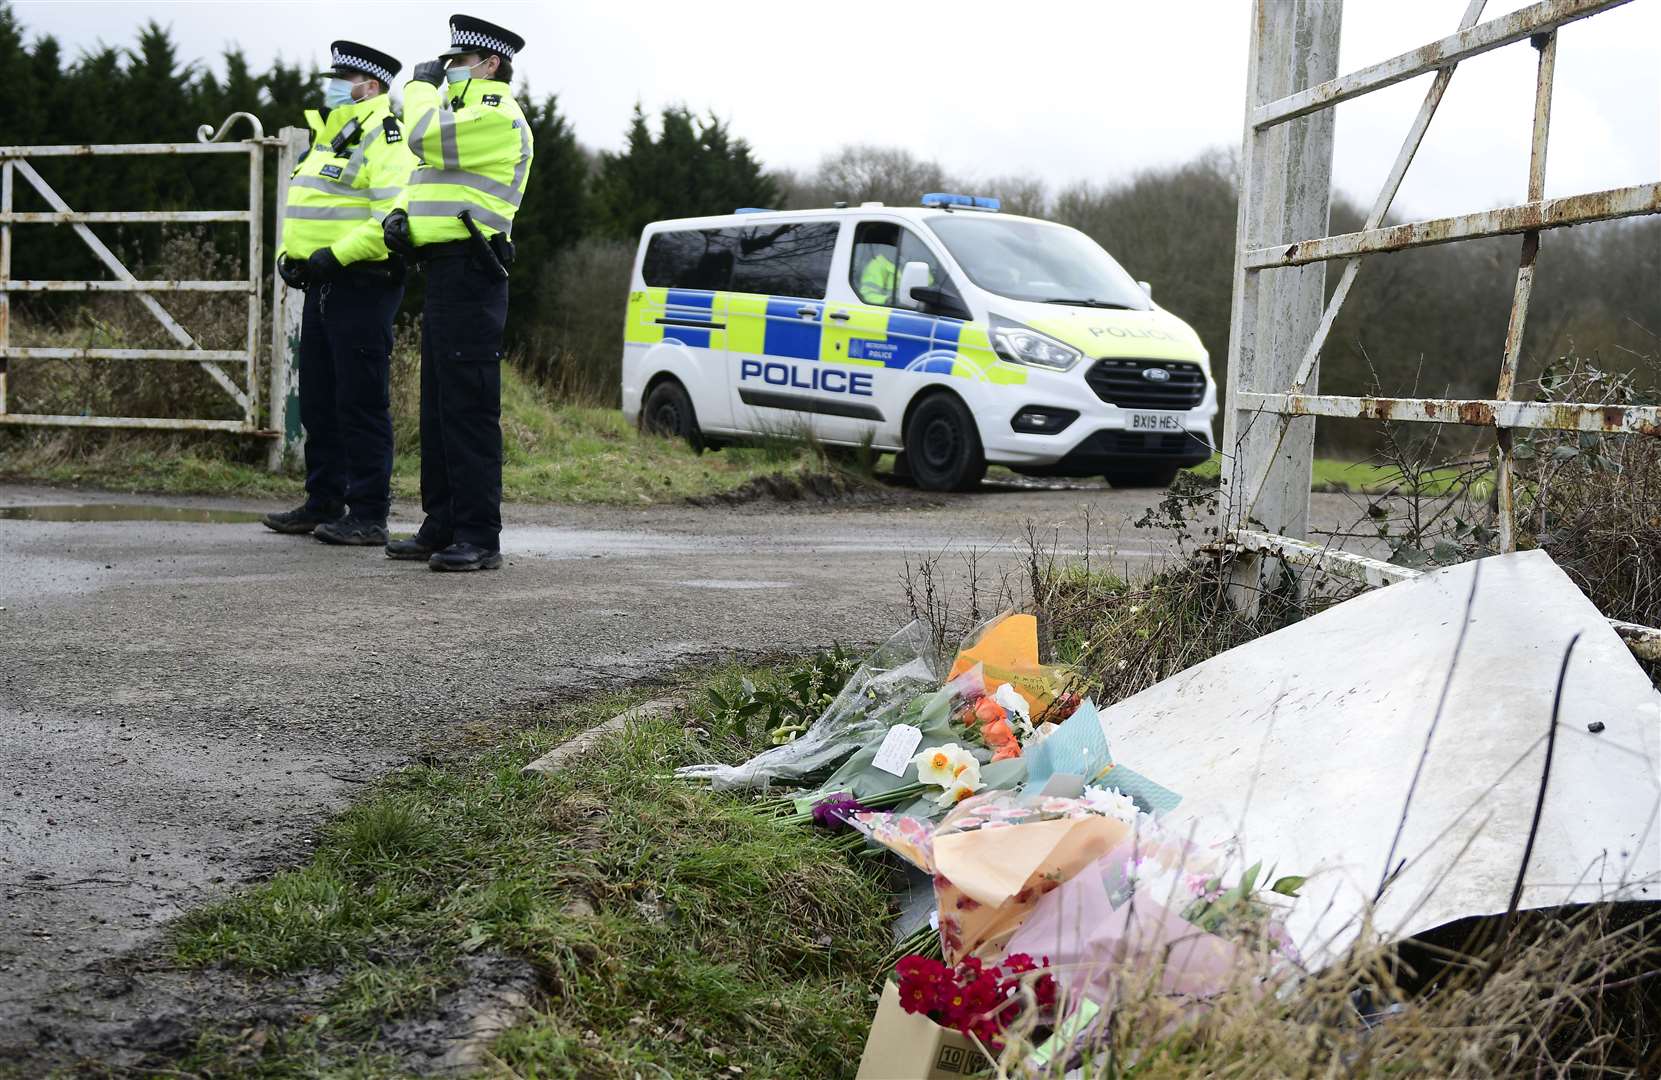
left=1100, top=549, right=1661, bottom=964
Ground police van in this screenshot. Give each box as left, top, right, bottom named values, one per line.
left=620, top=194, right=1216, bottom=491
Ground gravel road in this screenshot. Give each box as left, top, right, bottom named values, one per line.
left=0, top=478, right=1367, bottom=1065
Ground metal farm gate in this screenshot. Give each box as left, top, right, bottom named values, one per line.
left=1221, top=0, right=1661, bottom=648
left=0, top=114, right=308, bottom=469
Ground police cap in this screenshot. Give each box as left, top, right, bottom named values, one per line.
left=439, top=14, right=525, bottom=60
left=330, top=40, right=402, bottom=84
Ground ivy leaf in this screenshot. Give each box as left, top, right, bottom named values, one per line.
left=1271, top=875, right=1306, bottom=897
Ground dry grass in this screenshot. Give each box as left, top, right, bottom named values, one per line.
left=993, top=901, right=1659, bottom=1077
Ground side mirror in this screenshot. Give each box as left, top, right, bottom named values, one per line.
left=898, top=260, right=932, bottom=310
left=1138, top=280, right=1152, bottom=297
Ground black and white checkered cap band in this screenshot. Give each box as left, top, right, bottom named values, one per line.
left=449, top=26, right=516, bottom=58
left=332, top=48, right=394, bottom=83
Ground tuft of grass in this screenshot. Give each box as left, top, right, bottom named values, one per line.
left=167, top=682, right=895, bottom=1078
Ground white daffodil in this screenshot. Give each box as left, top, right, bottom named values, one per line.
left=949, top=752, right=981, bottom=788
left=1082, top=785, right=1140, bottom=825
left=913, top=742, right=968, bottom=787
left=936, top=775, right=984, bottom=806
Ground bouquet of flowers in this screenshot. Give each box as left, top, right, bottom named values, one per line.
left=894, top=952, right=1058, bottom=1053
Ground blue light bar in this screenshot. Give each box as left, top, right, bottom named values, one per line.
left=734, top=207, right=773, bottom=214
left=920, top=192, right=1001, bottom=211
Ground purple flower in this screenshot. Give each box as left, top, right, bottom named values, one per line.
left=811, top=793, right=870, bottom=831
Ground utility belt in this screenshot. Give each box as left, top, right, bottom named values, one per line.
left=416, top=233, right=516, bottom=276
left=338, top=256, right=406, bottom=287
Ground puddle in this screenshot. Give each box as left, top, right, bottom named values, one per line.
left=0, top=504, right=266, bottom=524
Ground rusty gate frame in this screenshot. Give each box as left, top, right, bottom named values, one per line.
left=0, top=113, right=306, bottom=470
left=1220, top=0, right=1661, bottom=644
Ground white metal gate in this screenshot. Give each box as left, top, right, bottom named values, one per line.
left=0, top=114, right=308, bottom=470
left=1221, top=0, right=1661, bottom=637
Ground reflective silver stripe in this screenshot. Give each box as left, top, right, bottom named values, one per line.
left=341, top=127, right=384, bottom=186
left=409, top=109, right=436, bottom=153
left=407, top=168, right=522, bottom=207
left=289, top=176, right=397, bottom=202
left=406, top=200, right=512, bottom=233
left=284, top=205, right=372, bottom=220
left=439, top=113, right=460, bottom=170
left=510, top=119, right=531, bottom=200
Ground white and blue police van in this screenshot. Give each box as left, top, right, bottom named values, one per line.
left=621, top=194, right=1217, bottom=491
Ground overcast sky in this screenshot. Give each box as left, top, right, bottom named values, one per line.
left=13, top=0, right=1659, bottom=221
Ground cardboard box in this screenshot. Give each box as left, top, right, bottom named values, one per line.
left=855, top=980, right=989, bottom=1079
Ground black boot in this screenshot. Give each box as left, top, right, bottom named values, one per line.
left=262, top=503, right=344, bottom=535
left=314, top=517, right=390, bottom=546
left=428, top=541, right=503, bottom=572
left=385, top=535, right=444, bottom=561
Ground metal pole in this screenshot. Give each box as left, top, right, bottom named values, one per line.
left=1, top=159, right=11, bottom=417
left=266, top=126, right=307, bottom=472
left=1495, top=31, right=1557, bottom=552
left=245, top=142, right=262, bottom=431
left=1222, top=0, right=1342, bottom=611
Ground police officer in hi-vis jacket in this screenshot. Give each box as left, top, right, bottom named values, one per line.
left=262, top=41, right=418, bottom=545
left=381, top=15, right=534, bottom=572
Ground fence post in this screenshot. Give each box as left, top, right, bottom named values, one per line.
left=266, top=126, right=307, bottom=472
left=1221, top=0, right=1342, bottom=610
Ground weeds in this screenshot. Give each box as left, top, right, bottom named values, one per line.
left=694, top=645, right=861, bottom=744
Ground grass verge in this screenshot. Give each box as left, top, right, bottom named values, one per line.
left=164, top=680, right=894, bottom=1078
left=0, top=367, right=838, bottom=507
left=1186, top=452, right=1468, bottom=494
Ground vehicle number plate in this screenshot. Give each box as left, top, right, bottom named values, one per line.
left=1127, top=411, right=1185, bottom=433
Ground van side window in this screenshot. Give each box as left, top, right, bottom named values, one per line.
left=728, top=222, right=839, bottom=299
left=849, top=221, right=963, bottom=312
left=642, top=228, right=739, bottom=291
left=643, top=223, right=838, bottom=299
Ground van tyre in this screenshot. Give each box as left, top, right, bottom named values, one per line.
left=903, top=393, right=985, bottom=492
left=1103, top=462, right=1181, bottom=489
left=642, top=379, right=703, bottom=452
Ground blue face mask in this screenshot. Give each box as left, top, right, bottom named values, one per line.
left=323, top=78, right=356, bottom=108
left=445, top=61, right=480, bottom=85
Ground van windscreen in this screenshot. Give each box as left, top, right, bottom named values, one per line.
left=926, top=216, right=1150, bottom=310
left=643, top=223, right=839, bottom=299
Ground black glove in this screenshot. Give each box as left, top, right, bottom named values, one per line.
left=277, top=255, right=310, bottom=290
left=411, top=60, right=445, bottom=87
left=306, top=247, right=343, bottom=283
left=382, top=209, right=417, bottom=258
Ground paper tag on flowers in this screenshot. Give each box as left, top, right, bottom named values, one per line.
left=871, top=724, right=924, bottom=776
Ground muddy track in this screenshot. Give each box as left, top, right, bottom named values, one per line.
left=0, top=481, right=1369, bottom=1068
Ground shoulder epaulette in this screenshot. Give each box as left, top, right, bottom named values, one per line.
left=382, top=116, right=402, bottom=144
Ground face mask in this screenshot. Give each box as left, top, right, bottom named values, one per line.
left=323, top=78, right=356, bottom=108
left=445, top=60, right=482, bottom=84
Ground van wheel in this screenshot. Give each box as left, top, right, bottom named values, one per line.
left=1103, top=462, right=1180, bottom=489
left=642, top=379, right=703, bottom=452
left=903, top=393, right=985, bottom=492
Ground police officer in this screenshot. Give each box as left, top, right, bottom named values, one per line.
left=380, top=15, right=534, bottom=572
left=262, top=41, right=418, bottom=545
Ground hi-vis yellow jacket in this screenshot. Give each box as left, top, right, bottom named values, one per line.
left=279, top=94, right=419, bottom=265
left=399, top=77, right=534, bottom=245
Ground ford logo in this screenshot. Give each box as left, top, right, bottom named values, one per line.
left=1142, top=367, right=1172, bottom=382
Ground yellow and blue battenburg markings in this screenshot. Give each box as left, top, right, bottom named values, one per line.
left=625, top=289, right=1025, bottom=386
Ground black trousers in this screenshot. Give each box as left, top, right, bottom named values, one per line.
left=416, top=254, right=507, bottom=550
left=298, top=273, right=402, bottom=523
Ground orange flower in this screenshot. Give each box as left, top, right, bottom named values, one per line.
left=973, top=697, right=1007, bottom=726
left=992, top=742, right=1022, bottom=762
left=981, top=718, right=1016, bottom=747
